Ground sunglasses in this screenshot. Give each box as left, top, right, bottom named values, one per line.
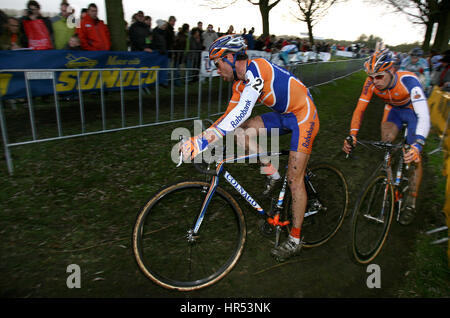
left=214, top=58, right=225, bottom=69
left=369, top=74, right=385, bottom=80
left=213, top=56, right=229, bottom=69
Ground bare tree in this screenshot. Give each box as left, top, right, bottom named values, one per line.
left=367, top=0, right=449, bottom=52
left=105, top=0, right=127, bottom=51
left=248, top=0, right=282, bottom=36
left=291, top=0, right=340, bottom=46
left=431, top=0, right=450, bottom=52
left=203, top=0, right=282, bottom=35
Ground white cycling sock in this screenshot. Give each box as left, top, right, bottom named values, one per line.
left=289, top=235, right=300, bottom=245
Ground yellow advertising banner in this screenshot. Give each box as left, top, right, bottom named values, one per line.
left=444, top=171, right=450, bottom=262
left=446, top=132, right=450, bottom=153
left=428, top=86, right=450, bottom=134
left=428, top=86, right=450, bottom=263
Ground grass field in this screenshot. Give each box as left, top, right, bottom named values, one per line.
left=0, top=70, right=448, bottom=298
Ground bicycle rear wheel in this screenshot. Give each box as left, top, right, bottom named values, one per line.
left=282, top=163, right=349, bottom=248
left=132, top=181, right=246, bottom=291
left=350, top=174, right=394, bottom=264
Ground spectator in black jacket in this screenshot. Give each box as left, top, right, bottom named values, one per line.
left=173, top=22, right=189, bottom=70
left=144, top=16, right=152, bottom=30
left=152, top=19, right=167, bottom=54
left=196, top=21, right=204, bottom=46
left=129, top=11, right=152, bottom=52
left=0, top=10, right=8, bottom=34
left=254, top=34, right=266, bottom=51
left=166, top=16, right=176, bottom=53
left=188, top=27, right=203, bottom=82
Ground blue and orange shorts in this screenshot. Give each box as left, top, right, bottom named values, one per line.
left=261, top=101, right=319, bottom=154
left=382, top=105, right=418, bottom=145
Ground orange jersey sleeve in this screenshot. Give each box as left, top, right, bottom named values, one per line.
left=350, top=77, right=373, bottom=136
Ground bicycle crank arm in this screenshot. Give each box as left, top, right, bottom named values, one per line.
left=396, top=200, right=403, bottom=222
left=274, top=226, right=282, bottom=248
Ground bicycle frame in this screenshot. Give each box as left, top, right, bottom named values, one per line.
left=134, top=141, right=348, bottom=290
left=191, top=149, right=322, bottom=236
left=192, top=150, right=283, bottom=234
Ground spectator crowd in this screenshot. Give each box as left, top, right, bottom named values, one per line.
left=0, top=1, right=108, bottom=51
left=0, top=0, right=341, bottom=55
left=0, top=1, right=449, bottom=91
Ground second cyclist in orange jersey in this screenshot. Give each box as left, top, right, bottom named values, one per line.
left=350, top=70, right=430, bottom=144
left=343, top=48, right=430, bottom=226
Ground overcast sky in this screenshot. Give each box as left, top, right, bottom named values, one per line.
left=1, top=0, right=426, bottom=46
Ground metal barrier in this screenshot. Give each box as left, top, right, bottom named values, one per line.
left=0, top=67, right=205, bottom=175
left=288, top=58, right=365, bottom=88
left=0, top=58, right=364, bottom=175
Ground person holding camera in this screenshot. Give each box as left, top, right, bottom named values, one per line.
left=20, top=0, right=54, bottom=50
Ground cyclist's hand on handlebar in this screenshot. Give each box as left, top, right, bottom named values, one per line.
left=179, top=137, right=197, bottom=162
left=179, top=135, right=208, bottom=162
left=343, top=135, right=356, bottom=154
left=178, top=129, right=221, bottom=163
left=403, top=144, right=421, bottom=164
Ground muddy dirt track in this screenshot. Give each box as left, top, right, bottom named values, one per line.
left=0, top=74, right=445, bottom=303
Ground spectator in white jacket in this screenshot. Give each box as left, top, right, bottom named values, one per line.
left=202, top=24, right=218, bottom=50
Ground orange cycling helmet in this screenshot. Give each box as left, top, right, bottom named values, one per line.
left=208, top=34, right=247, bottom=60
left=209, top=34, right=247, bottom=80
left=364, top=49, right=394, bottom=74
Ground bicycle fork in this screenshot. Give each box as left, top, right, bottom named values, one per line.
left=363, top=151, right=393, bottom=224
left=364, top=177, right=390, bottom=224
left=188, top=175, right=220, bottom=242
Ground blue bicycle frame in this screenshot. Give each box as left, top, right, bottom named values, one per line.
left=192, top=151, right=288, bottom=234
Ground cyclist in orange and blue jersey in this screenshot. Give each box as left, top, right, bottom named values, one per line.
left=343, top=48, right=430, bottom=225
left=179, top=34, right=320, bottom=261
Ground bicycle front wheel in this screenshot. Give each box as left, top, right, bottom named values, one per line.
left=350, top=174, right=394, bottom=264
left=132, top=181, right=246, bottom=291
left=282, top=163, right=349, bottom=248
